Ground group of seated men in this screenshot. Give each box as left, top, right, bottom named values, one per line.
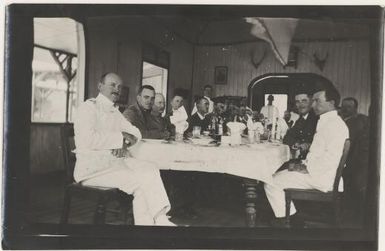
left=72, top=72, right=369, bottom=226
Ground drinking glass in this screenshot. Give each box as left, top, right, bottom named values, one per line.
left=192, top=126, right=201, bottom=138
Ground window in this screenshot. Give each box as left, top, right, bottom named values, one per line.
left=141, top=43, right=170, bottom=105
left=31, top=18, right=85, bottom=122
left=142, top=61, right=168, bottom=99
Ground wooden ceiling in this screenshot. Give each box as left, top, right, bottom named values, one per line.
left=149, top=16, right=371, bottom=45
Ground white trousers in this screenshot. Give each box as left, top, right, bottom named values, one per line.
left=82, top=157, right=170, bottom=225
left=264, top=170, right=316, bottom=218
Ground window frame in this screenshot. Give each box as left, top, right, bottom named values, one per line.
left=141, top=42, right=170, bottom=110
left=31, top=18, right=85, bottom=124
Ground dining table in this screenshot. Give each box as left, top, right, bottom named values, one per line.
left=129, top=137, right=290, bottom=227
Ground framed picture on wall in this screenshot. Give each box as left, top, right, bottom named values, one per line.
left=214, top=66, right=228, bottom=85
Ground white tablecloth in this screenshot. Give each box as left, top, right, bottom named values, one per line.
left=130, top=139, right=290, bottom=184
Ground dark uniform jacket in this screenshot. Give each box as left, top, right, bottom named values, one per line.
left=123, top=103, right=169, bottom=139
left=186, top=112, right=211, bottom=133
left=149, top=111, right=175, bottom=139
left=343, top=113, right=369, bottom=196
left=283, top=110, right=319, bottom=157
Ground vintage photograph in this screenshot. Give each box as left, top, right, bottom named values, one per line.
left=2, top=3, right=383, bottom=250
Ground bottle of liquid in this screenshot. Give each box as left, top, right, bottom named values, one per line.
left=211, top=116, right=218, bottom=135
left=218, top=118, right=223, bottom=136
left=247, top=117, right=254, bottom=143
left=255, top=130, right=260, bottom=143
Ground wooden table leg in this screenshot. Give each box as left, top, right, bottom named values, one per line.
left=243, top=179, right=259, bottom=227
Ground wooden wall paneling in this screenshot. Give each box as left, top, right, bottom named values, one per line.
left=351, top=41, right=361, bottom=100
left=117, top=37, right=142, bottom=104
left=87, top=16, right=194, bottom=111
left=359, top=40, right=371, bottom=114
left=30, top=124, right=64, bottom=174
left=87, top=24, right=118, bottom=98
left=193, top=39, right=371, bottom=115
left=344, top=42, right=353, bottom=97
left=167, top=36, right=194, bottom=112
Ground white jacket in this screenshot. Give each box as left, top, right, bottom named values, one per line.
left=305, top=110, right=349, bottom=192
left=73, top=93, right=142, bottom=182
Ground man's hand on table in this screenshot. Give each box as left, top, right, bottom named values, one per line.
left=184, top=131, right=193, bottom=139
left=288, top=162, right=309, bottom=174
left=292, top=142, right=310, bottom=152
left=122, top=132, right=138, bottom=147
left=111, top=148, right=129, bottom=158
left=110, top=132, right=137, bottom=158
left=163, top=130, right=174, bottom=141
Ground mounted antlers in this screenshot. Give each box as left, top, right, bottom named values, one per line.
left=313, top=52, right=328, bottom=71
left=250, top=47, right=267, bottom=70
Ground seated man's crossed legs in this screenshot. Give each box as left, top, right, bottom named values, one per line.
left=82, top=158, right=173, bottom=226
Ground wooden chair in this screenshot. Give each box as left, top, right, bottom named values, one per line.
left=284, top=139, right=351, bottom=227
left=60, top=123, right=134, bottom=225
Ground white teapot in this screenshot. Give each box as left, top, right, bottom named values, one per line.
left=226, top=122, right=246, bottom=146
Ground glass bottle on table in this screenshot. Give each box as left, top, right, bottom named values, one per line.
left=247, top=117, right=254, bottom=144
left=218, top=117, right=223, bottom=136
left=255, top=130, right=261, bottom=143
left=211, top=115, right=218, bottom=135
left=297, top=139, right=307, bottom=159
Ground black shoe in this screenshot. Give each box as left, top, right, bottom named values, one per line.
left=270, top=214, right=304, bottom=228
left=288, top=213, right=305, bottom=228
left=168, top=207, right=199, bottom=219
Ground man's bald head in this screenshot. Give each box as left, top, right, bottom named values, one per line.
left=98, top=72, right=123, bottom=103
left=152, top=93, right=166, bottom=115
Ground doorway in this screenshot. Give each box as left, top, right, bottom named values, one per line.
left=248, top=73, right=328, bottom=116
left=142, top=61, right=168, bottom=100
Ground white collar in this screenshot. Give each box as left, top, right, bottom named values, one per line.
left=320, top=110, right=337, bottom=120
left=173, top=105, right=187, bottom=114
left=301, top=113, right=309, bottom=120
left=204, top=96, right=212, bottom=102
left=343, top=114, right=357, bottom=121
left=197, top=112, right=206, bottom=120
left=96, top=93, right=115, bottom=108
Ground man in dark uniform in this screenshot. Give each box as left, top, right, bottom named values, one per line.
left=283, top=91, right=319, bottom=160
left=186, top=96, right=211, bottom=134
left=149, top=93, right=175, bottom=140
left=212, top=96, right=231, bottom=134
left=340, top=97, right=369, bottom=223
left=123, top=85, right=164, bottom=139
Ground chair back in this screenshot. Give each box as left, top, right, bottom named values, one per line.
left=332, top=139, right=351, bottom=193
left=61, top=123, right=76, bottom=183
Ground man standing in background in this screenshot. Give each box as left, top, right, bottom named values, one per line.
left=340, top=97, right=369, bottom=223
left=260, top=94, right=279, bottom=126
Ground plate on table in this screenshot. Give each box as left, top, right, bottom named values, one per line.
left=265, top=140, right=282, bottom=146
left=190, top=137, right=217, bottom=146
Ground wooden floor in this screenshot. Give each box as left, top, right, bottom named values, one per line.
left=26, top=171, right=363, bottom=228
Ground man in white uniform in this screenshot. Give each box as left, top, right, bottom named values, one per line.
left=73, top=72, right=174, bottom=226
left=264, top=82, right=349, bottom=226
left=260, top=94, right=279, bottom=125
